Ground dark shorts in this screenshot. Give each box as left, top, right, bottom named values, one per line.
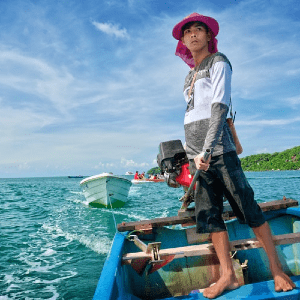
left=190, top=151, right=266, bottom=234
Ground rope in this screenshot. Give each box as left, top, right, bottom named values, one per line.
left=125, top=230, right=145, bottom=240
left=108, top=193, right=117, bottom=232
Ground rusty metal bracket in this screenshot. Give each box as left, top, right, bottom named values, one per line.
left=130, top=235, right=162, bottom=261
left=126, top=235, right=176, bottom=275
left=135, top=223, right=153, bottom=235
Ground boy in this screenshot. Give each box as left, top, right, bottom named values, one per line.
left=172, top=13, right=295, bottom=299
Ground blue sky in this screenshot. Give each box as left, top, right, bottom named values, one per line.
left=1, top=0, right=300, bottom=178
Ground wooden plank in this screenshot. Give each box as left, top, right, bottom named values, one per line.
left=117, top=198, right=298, bottom=232
left=186, top=227, right=210, bottom=244
left=122, top=232, right=300, bottom=264
left=117, top=215, right=196, bottom=232
left=259, top=198, right=298, bottom=211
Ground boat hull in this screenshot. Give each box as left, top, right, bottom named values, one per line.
left=93, top=205, right=300, bottom=299
left=80, top=174, right=132, bottom=208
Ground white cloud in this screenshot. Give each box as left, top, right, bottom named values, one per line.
left=255, top=148, right=269, bottom=154
left=213, top=4, right=300, bottom=101
left=120, top=158, right=149, bottom=168
left=18, top=162, right=30, bottom=170
left=0, top=50, right=77, bottom=117
left=92, top=21, right=129, bottom=39
left=93, top=162, right=105, bottom=169
left=286, top=95, right=300, bottom=109
left=1, top=0, right=300, bottom=177
left=286, top=68, right=300, bottom=76
left=238, top=117, right=300, bottom=126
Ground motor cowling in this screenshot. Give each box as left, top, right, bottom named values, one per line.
left=157, top=140, right=193, bottom=188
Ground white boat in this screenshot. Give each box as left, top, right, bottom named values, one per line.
left=125, top=171, right=133, bottom=175
left=79, top=173, right=132, bottom=208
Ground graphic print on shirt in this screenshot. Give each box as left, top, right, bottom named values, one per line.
left=186, top=69, right=210, bottom=113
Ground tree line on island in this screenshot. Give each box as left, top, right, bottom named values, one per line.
left=147, top=145, right=300, bottom=174
left=241, top=145, right=300, bottom=171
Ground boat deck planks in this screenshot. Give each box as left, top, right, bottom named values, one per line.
left=122, top=232, right=300, bottom=263
left=117, top=198, right=298, bottom=232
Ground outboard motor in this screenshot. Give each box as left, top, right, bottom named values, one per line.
left=157, top=140, right=193, bottom=188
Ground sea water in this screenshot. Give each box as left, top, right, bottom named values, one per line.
left=1, top=171, right=300, bottom=299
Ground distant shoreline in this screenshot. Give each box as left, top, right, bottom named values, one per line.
left=240, top=145, right=300, bottom=172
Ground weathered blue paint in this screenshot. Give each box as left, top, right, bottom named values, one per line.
left=92, top=232, right=126, bottom=300
left=93, top=207, right=300, bottom=300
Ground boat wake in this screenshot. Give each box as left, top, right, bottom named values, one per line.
left=67, top=191, right=90, bottom=206
left=70, top=191, right=83, bottom=195
left=66, top=197, right=88, bottom=206
left=100, top=208, right=148, bottom=222
left=42, top=223, right=112, bottom=255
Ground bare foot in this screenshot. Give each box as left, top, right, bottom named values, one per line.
left=273, top=271, right=295, bottom=292
left=203, top=274, right=239, bottom=299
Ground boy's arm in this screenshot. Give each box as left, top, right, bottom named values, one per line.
left=202, top=61, right=232, bottom=155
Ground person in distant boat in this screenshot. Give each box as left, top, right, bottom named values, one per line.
left=134, top=171, right=139, bottom=180
left=172, top=13, right=295, bottom=299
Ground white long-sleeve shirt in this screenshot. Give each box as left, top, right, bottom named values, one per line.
left=183, top=52, right=236, bottom=159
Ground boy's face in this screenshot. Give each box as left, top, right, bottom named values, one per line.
left=181, top=23, right=211, bottom=53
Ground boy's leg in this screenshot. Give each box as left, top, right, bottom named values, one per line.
left=192, top=158, right=239, bottom=298
left=217, top=152, right=295, bottom=293
left=252, top=222, right=295, bottom=292
left=203, top=231, right=239, bottom=299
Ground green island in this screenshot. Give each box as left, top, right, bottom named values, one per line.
left=241, top=145, right=300, bottom=171
left=147, top=166, right=161, bottom=175
left=148, top=145, right=300, bottom=174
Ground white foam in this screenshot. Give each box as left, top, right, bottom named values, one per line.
left=70, top=191, right=83, bottom=195
left=75, top=233, right=112, bottom=254
left=44, top=285, right=60, bottom=300
left=42, top=223, right=111, bottom=254
left=159, top=209, right=169, bottom=218
left=3, top=274, right=14, bottom=284
left=82, top=200, right=90, bottom=206
left=5, top=283, right=20, bottom=293
left=16, top=252, right=57, bottom=274
left=67, top=197, right=87, bottom=205
left=33, top=270, right=77, bottom=284
left=103, top=209, right=147, bottom=221
left=41, top=248, right=57, bottom=256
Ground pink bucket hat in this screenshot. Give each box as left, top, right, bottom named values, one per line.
left=172, top=13, right=219, bottom=68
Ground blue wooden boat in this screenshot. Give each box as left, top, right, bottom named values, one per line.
left=93, top=198, right=300, bottom=299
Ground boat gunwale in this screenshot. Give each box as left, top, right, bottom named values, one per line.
left=93, top=201, right=300, bottom=300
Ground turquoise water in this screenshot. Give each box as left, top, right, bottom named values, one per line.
left=1, top=171, right=300, bottom=299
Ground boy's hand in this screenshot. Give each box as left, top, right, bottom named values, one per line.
left=194, top=152, right=211, bottom=171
